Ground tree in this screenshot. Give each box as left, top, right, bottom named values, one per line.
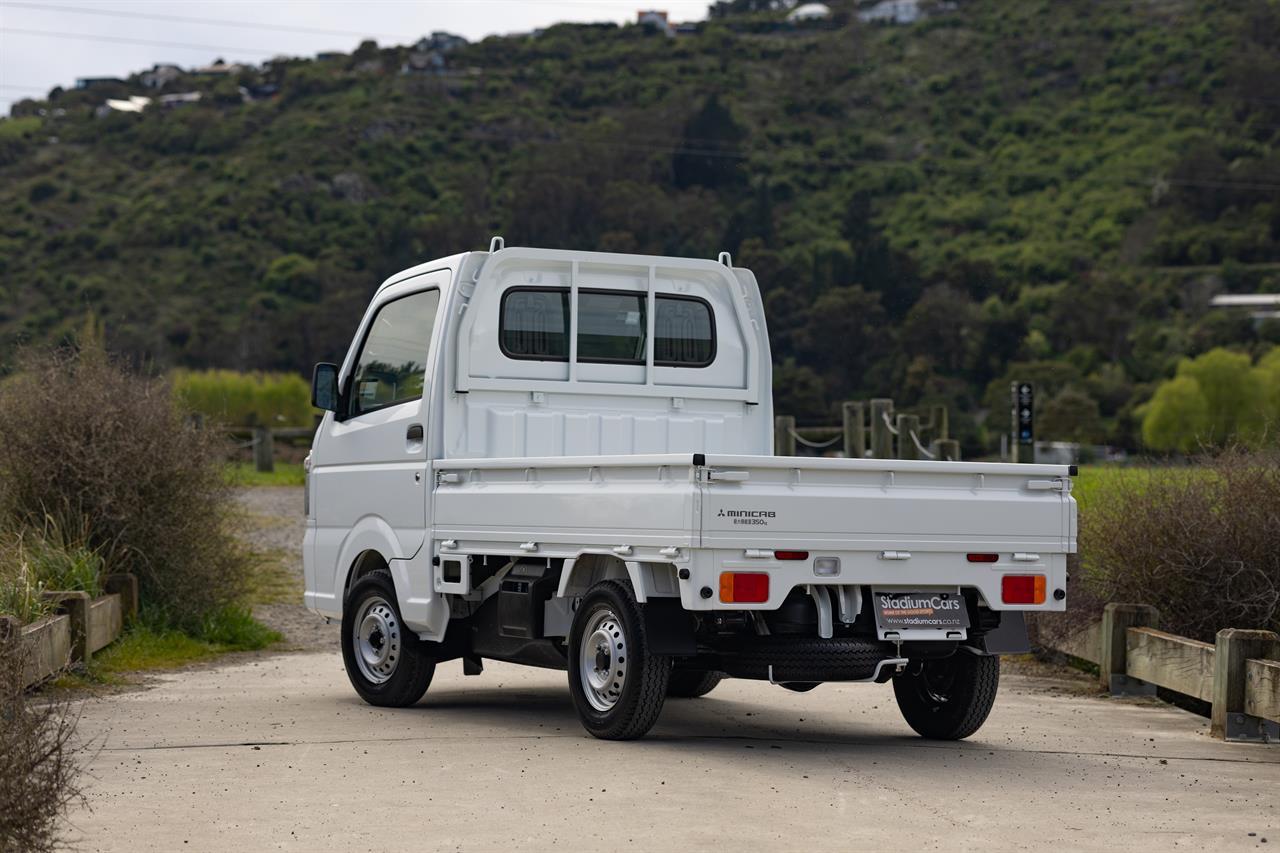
left=672, top=95, right=746, bottom=190
left=1040, top=387, right=1104, bottom=444
left=1177, top=348, right=1265, bottom=446
left=1141, top=375, right=1211, bottom=452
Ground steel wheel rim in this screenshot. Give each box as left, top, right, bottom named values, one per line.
left=353, top=595, right=401, bottom=684
left=579, top=608, right=627, bottom=712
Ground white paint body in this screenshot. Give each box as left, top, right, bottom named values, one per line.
left=303, top=246, right=1076, bottom=640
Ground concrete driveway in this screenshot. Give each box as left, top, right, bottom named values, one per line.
left=67, top=654, right=1279, bottom=852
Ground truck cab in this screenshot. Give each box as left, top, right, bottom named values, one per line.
left=304, top=240, right=1076, bottom=740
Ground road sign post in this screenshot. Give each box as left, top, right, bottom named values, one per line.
left=1011, top=382, right=1034, bottom=463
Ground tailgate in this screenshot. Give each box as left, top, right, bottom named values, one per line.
left=699, top=456, right=1074, bottom=554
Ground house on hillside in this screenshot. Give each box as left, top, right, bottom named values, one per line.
left=140, top=64, right=182, bottom=89
left=192, top=59, right=245, bottom=76
left=401, top=49, right=447, bottom=76
left=638, top=10, right=675, bottom=36
left=415, top=32, right=468, bottom=53
left=856, top=0, right=954, bottom=25
left=94, top=95, right=151, bottom=117
left=75, top=77, right=123, bottom=90
left=157, top=92, right=202, bottom=108
left=788, top=2, right=833, bottom=23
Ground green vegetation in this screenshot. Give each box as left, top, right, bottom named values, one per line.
left=225, top=461, right=307, bottom=487
left=173, top=369, right=313, bottom=428
left=0, top=526, right=104, bottom=625
left=1141, top=346, right=1280, bottom=451
left=2, top=0, right=1279, bottom=454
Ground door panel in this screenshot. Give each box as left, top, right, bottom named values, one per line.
left=312, top=275, right=446, bottom=596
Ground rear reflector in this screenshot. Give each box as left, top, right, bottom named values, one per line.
left=720, top=571, right=769, bottom=603
left=774, top=550, right=809, bottom=561
left=967, top=553, right=999, bottom=563
left=1002, top=574, right=1046, bottom=605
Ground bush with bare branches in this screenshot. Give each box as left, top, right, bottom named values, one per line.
left=0, top=336, right=249, bottom=631
left=1071, top=450, right=1280, bottom=642
left=0, top=631, right=83, bottom=853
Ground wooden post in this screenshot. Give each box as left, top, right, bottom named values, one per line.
left=1099, top=603, right=1159, bottom=694
left=897, top=414, right=921, bottom=460
left=253, top=426, right=275, bottom=473
left=103, top=573, right=139, bottom=619
left=841, top=401, right=865, bottom=459
left=42, top=591, right=91, bottom=665
left=869, top=399, right=894, bottom=459
left=931, top=438, right=961, bottom=461
left=931, top=405, right=949, bottom=440
left=1212, top=628, right=1280, bottom=741
left=774, top=415, right=796, bottom=457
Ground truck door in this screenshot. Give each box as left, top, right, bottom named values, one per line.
left=313, top=272, right=446, bottom=585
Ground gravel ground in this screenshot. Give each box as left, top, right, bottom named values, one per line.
left=233, top=486, right=338, bottom=651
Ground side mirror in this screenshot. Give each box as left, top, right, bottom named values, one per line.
left=311, top=363, right=340, bottom=412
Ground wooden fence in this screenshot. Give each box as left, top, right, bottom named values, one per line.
left=1043, top=602, right=1280, bottom=743
left=1, top=573, right=138, bottom=688
left=775, top=399, right=960, bottom=461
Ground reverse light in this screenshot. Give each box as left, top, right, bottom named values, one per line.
left=813, top=557, right=841, bottom=577
left=967, top=553, right=999, bottom=563
left=1002, top=574, right=1046, bottom=605
left=719, top=572, right=769, bottom=603
left=774, top=550, right=810, bottom=561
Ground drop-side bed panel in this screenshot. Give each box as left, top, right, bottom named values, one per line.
left=431, top=455, right=700, bottom=555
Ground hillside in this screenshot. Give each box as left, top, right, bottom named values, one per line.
left=1, top=0, right=1278, bottom=452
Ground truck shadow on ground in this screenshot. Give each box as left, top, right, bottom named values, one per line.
left=380, top=682, right=966, bottom=754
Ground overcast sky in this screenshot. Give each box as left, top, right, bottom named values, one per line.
left=0, top=0, right=713, bottom=113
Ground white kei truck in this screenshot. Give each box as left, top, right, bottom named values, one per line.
left=303, top=239, right=1077, bottom=741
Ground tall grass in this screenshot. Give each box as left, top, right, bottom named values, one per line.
left=172, top=369, right=313, bottom=428
left=0, top=524, right=104, bottom=624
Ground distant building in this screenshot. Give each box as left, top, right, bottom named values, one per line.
left=315, top=52, right=345, bottom=62
left=788, top=2, right=832, bottom=22
left=95, top=95, right=151, bottom=117
left=401, top=50, right=447, bottom=76
left=414, top=32, right=468, bottom=53
left=75, top=77, right=123, bottom=90
left=858, top=0, right=932, bottom=24
left=192, top=59, right=245, bottom=76
left=140, top=63, right=182, bottom=89
left=637, top=10, right=675, bottom=36
left=157, top=91, right=202, bottom=108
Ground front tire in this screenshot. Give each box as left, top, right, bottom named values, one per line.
left=567, top=581, right=671, bottom=740
left=341, top=569, right=435, bottom=707
left=893, top=652, right=999, bottom=740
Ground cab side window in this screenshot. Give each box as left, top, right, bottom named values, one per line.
left=348, top=289, right=441, bottom=417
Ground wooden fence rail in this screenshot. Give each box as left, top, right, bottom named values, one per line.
left=1, top=573, right=137, bottom=689
left=1043, top=602, right=1280, bottom=743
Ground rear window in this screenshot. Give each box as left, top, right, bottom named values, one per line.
left=655, top=295, right=715, bottom=367
left=500, top=288, right=570, bottom=360
left=578, top=290, right=646, bottom=364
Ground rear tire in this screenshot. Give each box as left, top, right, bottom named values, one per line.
left=893, top=652, right=999, bottom=740
left=667, top=669, right=723, bottom=698
left=341, top=569, right=436, bottom=708
left=567, top=581, right=671, bottom=740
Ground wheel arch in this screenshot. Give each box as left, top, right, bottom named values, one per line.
left=556, top=553, right=680, bottom=603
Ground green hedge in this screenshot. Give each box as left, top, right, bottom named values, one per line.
left=172, top=369, right=313, bottom=428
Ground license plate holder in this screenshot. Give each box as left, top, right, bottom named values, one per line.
left=872, top=590, right=969, bottom=641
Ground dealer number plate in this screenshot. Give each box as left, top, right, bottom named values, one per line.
left=872, top=591, right=970, bottom=634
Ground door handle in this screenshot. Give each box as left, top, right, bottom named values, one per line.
left=406, top=424, right=424, bottom=442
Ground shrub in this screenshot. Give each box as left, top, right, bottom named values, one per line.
left=0, top=633, right=83, bottom=853
left=171, top=368, right=313, bottom=428
left=1073, top=450, right=1280, bottom=642
left=0, top=340, right=250, bottom=630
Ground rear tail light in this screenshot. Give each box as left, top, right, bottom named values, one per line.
left=719, top=572, right=769, bottom=603
left=774, top=550, right=809, bottom=561
left=967, top=553, right=998, bottom=563
left=1002, top=574, right=1046, bottom=605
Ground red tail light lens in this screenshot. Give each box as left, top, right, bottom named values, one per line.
left=967, top=553, right=999, bottom=563
left=774, top=550, right=809, bottom=561
left=719, top=572, right=769, bottom=603
left=1002, top=574, right=1046, bottom=605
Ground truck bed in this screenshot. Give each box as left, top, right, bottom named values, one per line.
left=431, top=453, right=1075, bottom=612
